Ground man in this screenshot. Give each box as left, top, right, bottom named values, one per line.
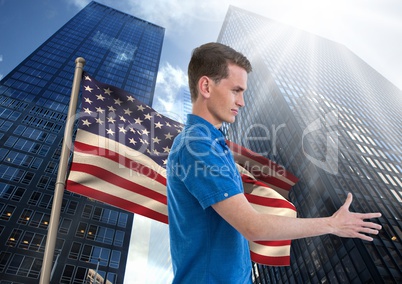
left=166, top=42, right=382, bottom=283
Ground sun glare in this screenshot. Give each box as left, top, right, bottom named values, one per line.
left=280, top=0, right=351, bottom=38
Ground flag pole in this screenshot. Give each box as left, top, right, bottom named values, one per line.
left=40, top=57, right=86, bottom=284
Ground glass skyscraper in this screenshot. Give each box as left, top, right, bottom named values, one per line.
left=0, top=1, right=164, bottom=283
left=174, top=88, right=192, bottom=123
left=219, top=6, right=401, bottom=284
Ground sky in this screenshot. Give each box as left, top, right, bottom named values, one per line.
left=1, top=0, right=402, bottom=115
left=1, top=0, right=401, bottom=283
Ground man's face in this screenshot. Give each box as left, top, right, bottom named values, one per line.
left=206, top=63, right=248, bottom=126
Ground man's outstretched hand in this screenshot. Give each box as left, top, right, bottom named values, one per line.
left=330, top=193, right=382, bottom=241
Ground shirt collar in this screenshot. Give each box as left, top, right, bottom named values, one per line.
left=185, top=114, right=225, bottom=141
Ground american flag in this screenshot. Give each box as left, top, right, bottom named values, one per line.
left=66, top=72, right=298, bottom=266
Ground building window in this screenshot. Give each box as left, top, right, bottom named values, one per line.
left=118, top=212, right=129, bottom=228
left=1, top=204, right=16, bottom=221
left=69, top=242, right=82, bottom=260
left=37, top=175, right=50, bottom=188
left=11, top=187, right=25, bottom=201
left=109, top=250, right=121, bottom=268
left=75, top=266, right=89, bottom=283
left=39, top=193, right=53, bottom=209
left=21, top=172, right=35, bottom=184
left=81, top=245, right=111, bottom=267
left=93, top=207, right=119, bottom=225
left=0, top=251, right=11, bottom=273
left=18, top=209, right=33, bottom=225
left=29, top=212, right=50, bottom=229
left=59, top=218, right=72, bottom=234
left=113, top=230, right=125, bottom=247
left=66, top=200, right=78, bottom=215
left=87, top=225, right=114, bottom=245
left=76, top=222, right=87, bottom=238
left=0, top=184, right=25, bottom=201
left=61, top=264, right=75, bottom=283
left=28, top=191, right=41, bottom=206
left=107, top=272, right=118, bottom=283
left=82, top=204, right=93, bottom=219
left=7, top=229, right=22, bottom=247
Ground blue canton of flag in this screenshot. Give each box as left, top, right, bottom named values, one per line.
left=78, top=72, right=182, bottom=168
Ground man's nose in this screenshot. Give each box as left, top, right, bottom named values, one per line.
left=236, top=93, right=245, bottom=107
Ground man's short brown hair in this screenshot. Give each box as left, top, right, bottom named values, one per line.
left=188, top=42, right=252, bottom=103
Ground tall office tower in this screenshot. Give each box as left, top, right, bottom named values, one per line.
left=181, top=88, right=192, bottom=121
left=0, top=1, right=164, bottom=283
left=219, top=6, right=401, bottom=283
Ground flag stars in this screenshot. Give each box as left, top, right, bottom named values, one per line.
left=140, top=138, right=149, bottom=145
left=124, top=108, right=132, bottom=115
left=104, top=88, right=113, bottom=95
left=80, top=73, right=188, bottom=171
left=95, top=118, right=104, bottom=125
left=84, top=108, right=92, bottom=115
left=164, top=133, right=173, bottom=140
left=96, top=94, right=106, bottom=101
left=152, top=137, right=161, bottom=144
left=118, top=126, right=127, bottom=134
left=154, top=122, right=163, bottom=129
left=114, top=98, right=123, bottom=106
left=134, top=118, right=143, bottom=125
left=82, top=119, right=91, bottom=127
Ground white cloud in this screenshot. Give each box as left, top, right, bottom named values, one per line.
left=153, top=62, right=187, bottom=119
left=67, top=0, right=90, bottom=9
left=66, top=0, right=402, bottom=89
left=110, top=0, right=227, bottom=33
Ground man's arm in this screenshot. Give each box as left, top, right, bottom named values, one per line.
left=212, top=192, right=382, bottom=242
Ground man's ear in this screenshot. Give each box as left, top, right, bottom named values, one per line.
left=198, top=76, right=211, bottom=99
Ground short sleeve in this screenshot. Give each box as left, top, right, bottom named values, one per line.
left=177, top=139, right=243, bottom=209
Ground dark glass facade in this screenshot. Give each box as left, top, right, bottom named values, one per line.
left=0, top=1, right=164, bottom=283
left=219, top=6, right=401, bottom=283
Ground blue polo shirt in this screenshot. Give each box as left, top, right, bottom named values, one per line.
left=167, top=114, right=252, bottom=283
